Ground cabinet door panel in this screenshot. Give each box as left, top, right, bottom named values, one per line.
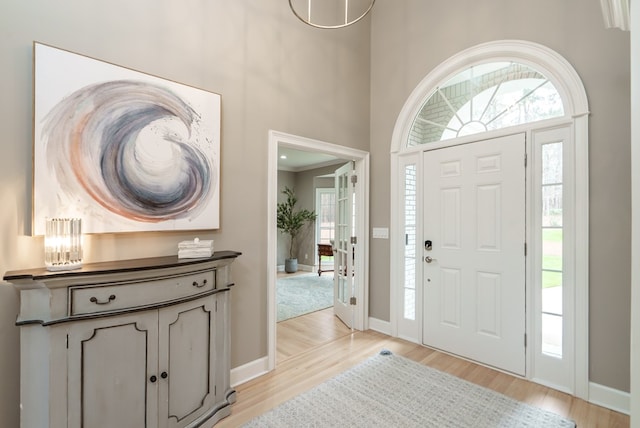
left=215, top=290, right=231, bottom=402
left=159, top=296, right=216, bottom=428
left=68, top=312, right=158, bottom=428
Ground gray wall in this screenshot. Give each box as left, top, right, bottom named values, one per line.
left=0, top=1, right=370, bottom=425
left=295, top=164, right=344, bottom=263
left=277, top=164, right=342, bottom=266
left=0, top=1, right=631, bottom=424
left=369, top=0, right=630, bottom=392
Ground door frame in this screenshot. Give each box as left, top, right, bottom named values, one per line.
left=266, top=130, right=370, bottom=371
left=389, top=40, right=589, bottom=398
left=333, top=161, right=357, bottom=329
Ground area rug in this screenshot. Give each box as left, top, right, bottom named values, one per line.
left=243, top=350, right=576, bottom=428
left=277, top=273, right=333, bottom=322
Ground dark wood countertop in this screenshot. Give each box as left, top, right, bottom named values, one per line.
left=3, top=250, right=242, bottom=282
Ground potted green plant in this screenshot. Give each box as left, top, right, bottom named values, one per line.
left=277, top=186, right=317, bottom=273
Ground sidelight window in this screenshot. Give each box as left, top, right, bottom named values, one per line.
left=403, top=164, right=417, bottom=320
left=541, top=142, right=564, bottom=358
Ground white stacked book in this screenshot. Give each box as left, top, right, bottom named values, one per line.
left=178, top=238, right=214, bottom=259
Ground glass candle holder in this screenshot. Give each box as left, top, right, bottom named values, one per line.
left=44, top=218, right=83, bottom=271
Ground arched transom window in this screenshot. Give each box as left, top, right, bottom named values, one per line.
left=408, top=62, right=564, bottom=146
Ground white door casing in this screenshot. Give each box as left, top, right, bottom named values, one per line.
left=422, top=134, right=526, bottom=375
left=267, top=130, right=370, bottom=371
left=390, top=40, right=589, bottom=398
left=334, top=162, right=355, bottom=328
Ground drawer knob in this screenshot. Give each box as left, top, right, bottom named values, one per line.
left=192, top=279, right=207, bottom=288
left=161, top=371, right=168, bottom=379
left=89, top=294, right=116, bottom=305
left=149, top=375, right=157, bottom=383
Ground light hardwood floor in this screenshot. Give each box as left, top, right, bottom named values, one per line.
left=216, top=308, right=629, bottom=428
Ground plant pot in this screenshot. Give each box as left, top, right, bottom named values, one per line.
left=285, top=258, right=298, bottom=273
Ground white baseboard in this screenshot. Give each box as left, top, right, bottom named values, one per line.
left=589, top=382, right=630, bottom=415
left=368, top=317, right=391, bottom=335
left=276, top=264, right=314, bottom=273
left=230, top=356, right=270, bottom=387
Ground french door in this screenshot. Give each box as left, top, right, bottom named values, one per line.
left=334, top=162, right=355, bottom=328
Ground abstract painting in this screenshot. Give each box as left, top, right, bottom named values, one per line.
left=33, top=42, right=220, bottom=235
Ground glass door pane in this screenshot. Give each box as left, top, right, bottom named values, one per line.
left=541, top=142, right=563, bottom=358
left=404, top=164, right=417, bottom=320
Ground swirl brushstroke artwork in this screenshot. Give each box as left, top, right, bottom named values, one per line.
left=33, top=43, right=220, bottom=235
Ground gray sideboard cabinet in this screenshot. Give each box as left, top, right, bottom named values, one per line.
left=3, top=251, right=241, bottom=428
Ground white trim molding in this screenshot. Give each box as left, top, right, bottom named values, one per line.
left=267, top=130, right=370, bottom=372
left=390, top=40, right=589, bottom=155
left=631, top=0, right=640, bottom=425
left=230, top=357, right=269, bottom=388
left=368, top=317, right=392, bottom=336
left=589, top=382, right=631, bottom=415
left=600, top=0, right=630, bottom=31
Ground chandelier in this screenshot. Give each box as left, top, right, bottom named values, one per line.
left=288, top=0, right=375, bottom=29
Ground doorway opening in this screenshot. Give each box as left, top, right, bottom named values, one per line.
left=267, top=130, right=370, bottom=370
left=390, top=40, right=589, bottom=397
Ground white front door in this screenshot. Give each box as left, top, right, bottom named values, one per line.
left=422, top=133, right=526, bottom=375
left=334, top=162, right=355, bottom=328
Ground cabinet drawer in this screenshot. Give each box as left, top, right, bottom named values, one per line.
left=69, top=270, right=215, bottom=316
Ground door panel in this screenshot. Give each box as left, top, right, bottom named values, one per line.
left=159, top=297, right=216, bottom=428
left=441, top=188, right=461, bottom=249
left=423, top=133, right=526, bottom=375
left=440, top=267, right=461, bottom=327
left=334, top=162, right=355, bottom=328
left=67, top=312, right=158, bottom=428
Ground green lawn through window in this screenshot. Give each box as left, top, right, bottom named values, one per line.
left=542, top=228, right=562, bottom=288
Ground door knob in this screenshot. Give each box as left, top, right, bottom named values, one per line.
left=425, top=256, right=437, bottom=263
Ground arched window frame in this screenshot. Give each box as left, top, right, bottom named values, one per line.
left=408, top=61, right=565, bottom=145
left=389, top=40, right=589, bottom=398
left=391, top=41, right=588, bottom=152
